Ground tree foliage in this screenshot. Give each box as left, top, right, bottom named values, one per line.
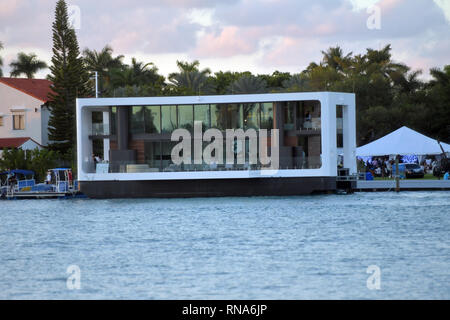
left=167, top=60, right=216, bottom=95
left=47, top=0, right=90, bottom=154
left=227, top=74, right=267, bottom=94
left=0, top=148, right=59, bottom=182
left=9, top=52, right=48, bottom=79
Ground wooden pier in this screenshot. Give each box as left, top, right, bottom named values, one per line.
left=355, top=179, right=450, bottom=192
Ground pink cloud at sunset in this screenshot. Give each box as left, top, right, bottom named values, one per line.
left=0, top=0, right=448, bottom=78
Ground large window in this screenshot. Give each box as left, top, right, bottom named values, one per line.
left=211, top=104, right=227, bottom=130
left=130, top=106, right=145, bottom=134
left=107, top=99, right=325, bottom=172
left=243, top=103, right=259, bottom=130
left=284, top=102, right=295, bottom=130
left=13, top=114, right=25, bottom=130
left=161, top=105, right=177, bottom=133
left=145, top=106, right=161, bottom=134
left=144, top=141, right=161, bottom=170
left=143, top=140, right=178, bottom=172
left=161, top=141, right=177, bottom=170
left=178, top=105, right=193, bottom=131
left=227, top=104, right=243, bottom=129
left=130, top=106, right=161, bottom=134
left=336, top=105, right=344, bottom=148
left=110, top=107, right=117, bottom=135
left=194, top=104, right=210, bottom=131
left=260, top=103, right=274, bottom=129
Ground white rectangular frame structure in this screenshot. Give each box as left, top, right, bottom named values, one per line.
left=76, top=92, right=356, bottom=182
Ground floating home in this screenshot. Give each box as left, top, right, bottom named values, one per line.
left=76, top=92, right=356, bottom=198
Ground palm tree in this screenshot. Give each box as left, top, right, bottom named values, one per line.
left=168, top=60, right=215, bottom=95
left=227, top=75, right=267, bottom=94
left=109, top=57, right=164, bottom=88
left=83, top=45, right=124, bottom=72
left=391, top=69, right=423, bottom=94
left=129, top=57, right=161, bottom=84
left=321, top=46, right=352, bottom=73
left=107, top=57, right=165, bottom=96
left=365, top=45, right=409, bottom=81
left=9, top=52, right=48, bottom=79
left=82, top=45, right=124, bottom=93
left=429, top=65, right=450, bottom=88
left=282, top=74, right=310, bottom=92
left=0, top=41, right=4, bottom=77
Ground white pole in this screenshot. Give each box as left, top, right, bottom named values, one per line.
left=95, top=71, right=99, bottom=98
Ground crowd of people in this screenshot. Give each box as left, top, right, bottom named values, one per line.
left=360, top=157, right=395, bottom=178
left=358, top=155, right=445, bottom=179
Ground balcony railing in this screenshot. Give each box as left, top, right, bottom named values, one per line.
left=84, top=156, right=323, bottom=174
left=92, top=123, right=110, bottom=136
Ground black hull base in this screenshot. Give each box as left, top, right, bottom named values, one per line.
left=80, top=177, right=338, bottom=199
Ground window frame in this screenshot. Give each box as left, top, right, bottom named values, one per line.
left=12, top=113, right=25, bottom=131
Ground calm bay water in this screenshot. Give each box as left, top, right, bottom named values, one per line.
left=0, top=191, right=449, bottom=299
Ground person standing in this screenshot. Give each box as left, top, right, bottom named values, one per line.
left=45, top=171, right=52, bottom=185
left=67, top=170, right=73, bottom=187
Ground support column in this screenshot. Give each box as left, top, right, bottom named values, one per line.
left=343, top=102, right=357, bottom=174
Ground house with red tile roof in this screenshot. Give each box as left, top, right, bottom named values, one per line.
left=0, top=137, right=42, bottom=157
left=0, top=78, right=53, bottom=149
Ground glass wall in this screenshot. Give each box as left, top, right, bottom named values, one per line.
left=284, top=102, right=295, bottom=130
left=243, top=103, right=259, bottom=130
left=227, top=104, right=243, bottom=129
left=178, top=105, right=194, bottom=132
left=129, top=103, right=268, bottom=135
left=144, top=141, right=161, bottom=170
left=145, top=106, right=161, bottom=134
left=110, top=107, right=117, bottom=135
left=161, top=105, right=177, bottom=133
left=260, top=103, right=274, bottom=129
left=194, top=104, right=210, bottom=131
left=105, top=100, right=323, bottom=173
left=130, top=106, right=145, bottom=134
left=161, top=141, right=177, bottom=171
left=211, top=104, right=227, bottom=130
left=336, top=105, right=344, bottom=148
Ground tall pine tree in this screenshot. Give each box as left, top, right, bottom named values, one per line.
left=47, top=0, right=90, bottom=154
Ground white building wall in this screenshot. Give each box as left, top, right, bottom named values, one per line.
left=40, top=106, right=51, bottom=146
left=0, top=82, right=47, bottom=145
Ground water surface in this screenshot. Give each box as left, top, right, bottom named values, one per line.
left=0, top=192, right=449, bottom=299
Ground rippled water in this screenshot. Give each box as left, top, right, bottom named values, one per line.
left=0, top=192, right=449, bottom=299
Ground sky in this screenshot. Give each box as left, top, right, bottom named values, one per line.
left=0, top=0, right=449, bottom=80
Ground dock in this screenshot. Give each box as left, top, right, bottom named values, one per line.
left=355, top=179, right=450, bottom=192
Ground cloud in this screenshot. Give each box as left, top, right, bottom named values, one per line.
left=433, top=0, right=450, bottom=22
left=194, top=26, right=257, bottom=58
left=0, top=0, right=448, bottom=79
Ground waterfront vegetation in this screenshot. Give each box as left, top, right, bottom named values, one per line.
left=0, top=148, right=60, bottom=182
left=0, top=0, right=448, bottom=172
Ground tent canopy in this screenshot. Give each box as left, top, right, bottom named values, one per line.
left=0, top=169, right=35, bottom=176
left=356, top=126, right=450, bottom=156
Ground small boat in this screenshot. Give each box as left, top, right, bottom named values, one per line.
left=0, top=168, right=85, bottom=200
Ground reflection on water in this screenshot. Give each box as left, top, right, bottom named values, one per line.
left=0, top=192, right=449, bottom=299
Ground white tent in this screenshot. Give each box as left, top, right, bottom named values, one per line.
left=356, top=126, right=450, bottom=156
